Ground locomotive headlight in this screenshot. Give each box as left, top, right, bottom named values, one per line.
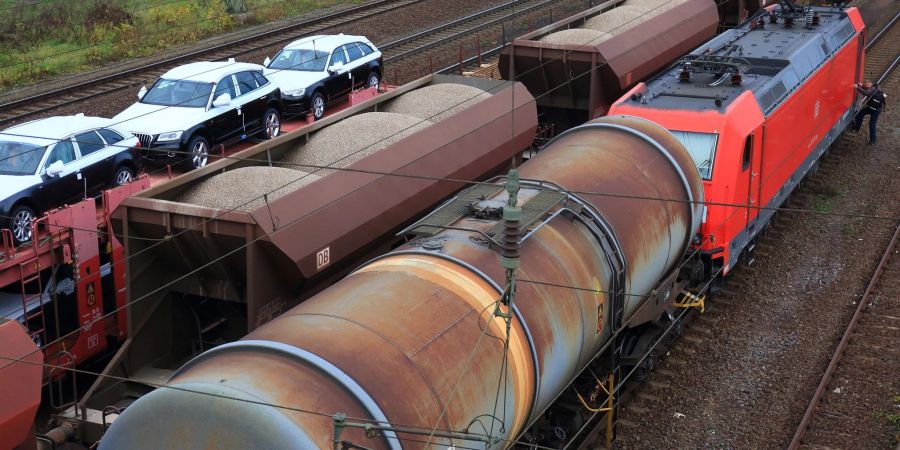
left=156, top=131, right=183, bottom=142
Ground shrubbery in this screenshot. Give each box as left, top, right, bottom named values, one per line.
left=0, top=0, right=358, bottom=91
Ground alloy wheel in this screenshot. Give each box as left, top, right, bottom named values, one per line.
left=13, top=209, right=34, bottom=243
left=192, top=141, right=209, bottom=168
left=313, top=96, right=325, bottom=119
left=266, top=112, right=281, bottom=139
left=116, top=168, right=133, bottom=185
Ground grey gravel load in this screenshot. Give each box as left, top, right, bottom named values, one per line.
left=177, top=166, right=320, bottom=212
left=538, top=28, right=611, bottom=45
left=281, top=112, right=432, bottom=175
left=625, top=0, right=687, bottom=14
left=382, top=83, right=491, bottom=122
left=583, top=6, right=648, bottom=32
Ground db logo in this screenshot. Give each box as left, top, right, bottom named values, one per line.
left=86, top=282, right=96, bottom=306
left=316, top=247, right=331, bottom=270
left=814, top=100, right=821, bottom=118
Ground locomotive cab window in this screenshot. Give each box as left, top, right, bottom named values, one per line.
left=670, top=131, right=718, bottom=180
left=741, top=135, right=753, bottom=171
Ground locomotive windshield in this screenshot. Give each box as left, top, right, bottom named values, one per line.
left=670, top=131, right=718, bottom=180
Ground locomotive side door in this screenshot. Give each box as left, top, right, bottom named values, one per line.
left=743, top=130, right=763, bottom=234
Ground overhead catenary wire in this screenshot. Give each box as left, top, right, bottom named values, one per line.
left=0, top=180, right=743, bottom=449
left=2, top=4, right=883, bottom=447
left=0, top=0, right=890, bottom=376
left=0, top=353, right=493, bottom=450
left=3, top=130, right=897, bottom=223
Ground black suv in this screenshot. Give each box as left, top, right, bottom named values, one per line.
left=263, top=34, right=382, bottom=120
left=114, top=61, right=283, bottom=170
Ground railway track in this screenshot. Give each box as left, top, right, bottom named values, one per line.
left=0, top=0, right=428, bottom=126
left=381, top=0, right=554, bottom=63
left=787, top=15, right=900, bottom=447
left=0, top=0, right=568, bottom=126
left=864, top=11, right=900, bottom=84
left=788, top=223, right=900, bottom=448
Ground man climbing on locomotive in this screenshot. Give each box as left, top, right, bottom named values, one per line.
left=851, top=80, right=887, bottom=145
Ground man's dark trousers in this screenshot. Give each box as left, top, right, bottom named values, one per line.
left=852, top=108, right=880, bottom=144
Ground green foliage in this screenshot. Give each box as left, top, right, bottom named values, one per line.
left=0, top=0, right=359, bottom=91
left=873, top=395, right=900, bottom=445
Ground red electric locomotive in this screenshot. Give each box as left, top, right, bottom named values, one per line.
left=609, top=2, right=865, bottom=277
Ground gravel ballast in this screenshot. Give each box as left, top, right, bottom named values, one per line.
left=382, top=83, right=491, bottom=121
left=177, top=166, right=320, bottom=211
left=280, top=112, right=432, bottom=175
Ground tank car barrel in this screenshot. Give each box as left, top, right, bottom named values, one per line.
left=100, top=116, right=702, bottom=449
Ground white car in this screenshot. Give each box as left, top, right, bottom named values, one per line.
left=113, top=60, right=283, bottom=170
left=263, top=34, right=382, bottom=120
left=0, top=115, right=141, bottom=244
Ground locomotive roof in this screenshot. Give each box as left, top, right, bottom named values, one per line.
left=630, top=5, right=856, bottom=115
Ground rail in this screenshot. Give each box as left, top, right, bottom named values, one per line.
left=0, top=0, right=425, bottom=126
left=382, top=0, right=555, bottom=64
left=788, top=221, right=900, bottom=449
left=788, top=23, right=900, bottom=439
left=864, top=9, right=899, bottom=50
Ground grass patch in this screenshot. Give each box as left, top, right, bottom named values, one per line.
left=811, top=194, right=833, bottom=214
left=874, top=396, right=900, bottom=438
left=0, top=0, right=362, bottom=91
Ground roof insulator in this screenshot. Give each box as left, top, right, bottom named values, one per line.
left=731, top=72, right=742, bottom=85
left=714, top=97, right=723, bottom=107
left=679, top=62, right=692, bottom=82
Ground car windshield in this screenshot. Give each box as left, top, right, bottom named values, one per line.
left=268, top=48, right=329, bottom=71
left=670, top=130, right=718, bottom=180
left=141, top=79, right=213, bottom=107
left=0, top=140, right=45, bottom=175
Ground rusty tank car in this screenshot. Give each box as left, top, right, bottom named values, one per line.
left=98, top=115, right=703, bottom=449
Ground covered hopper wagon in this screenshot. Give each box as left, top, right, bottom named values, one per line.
left=73, top=75, right=536, bottom=437
left=499, top=0, right=720, bottom=126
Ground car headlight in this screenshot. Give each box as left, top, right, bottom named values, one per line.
left=283, top=88, right=305, bottom=97
left=155, top=131, right=183, bottom=142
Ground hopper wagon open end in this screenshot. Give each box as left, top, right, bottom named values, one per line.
left=499, top=0, right=719, bottom=127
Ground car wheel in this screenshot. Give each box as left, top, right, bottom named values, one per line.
left=9, top=204, right=36, bottom=245
left=366, top=71, right=380, bottom=90
left=114, top=165, right=134, bottom=186
left=261, top=108, right=281, bottom=139
left=310, top=92, right=325, bottom=121
left=187, top=135, right=210, bottom=170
